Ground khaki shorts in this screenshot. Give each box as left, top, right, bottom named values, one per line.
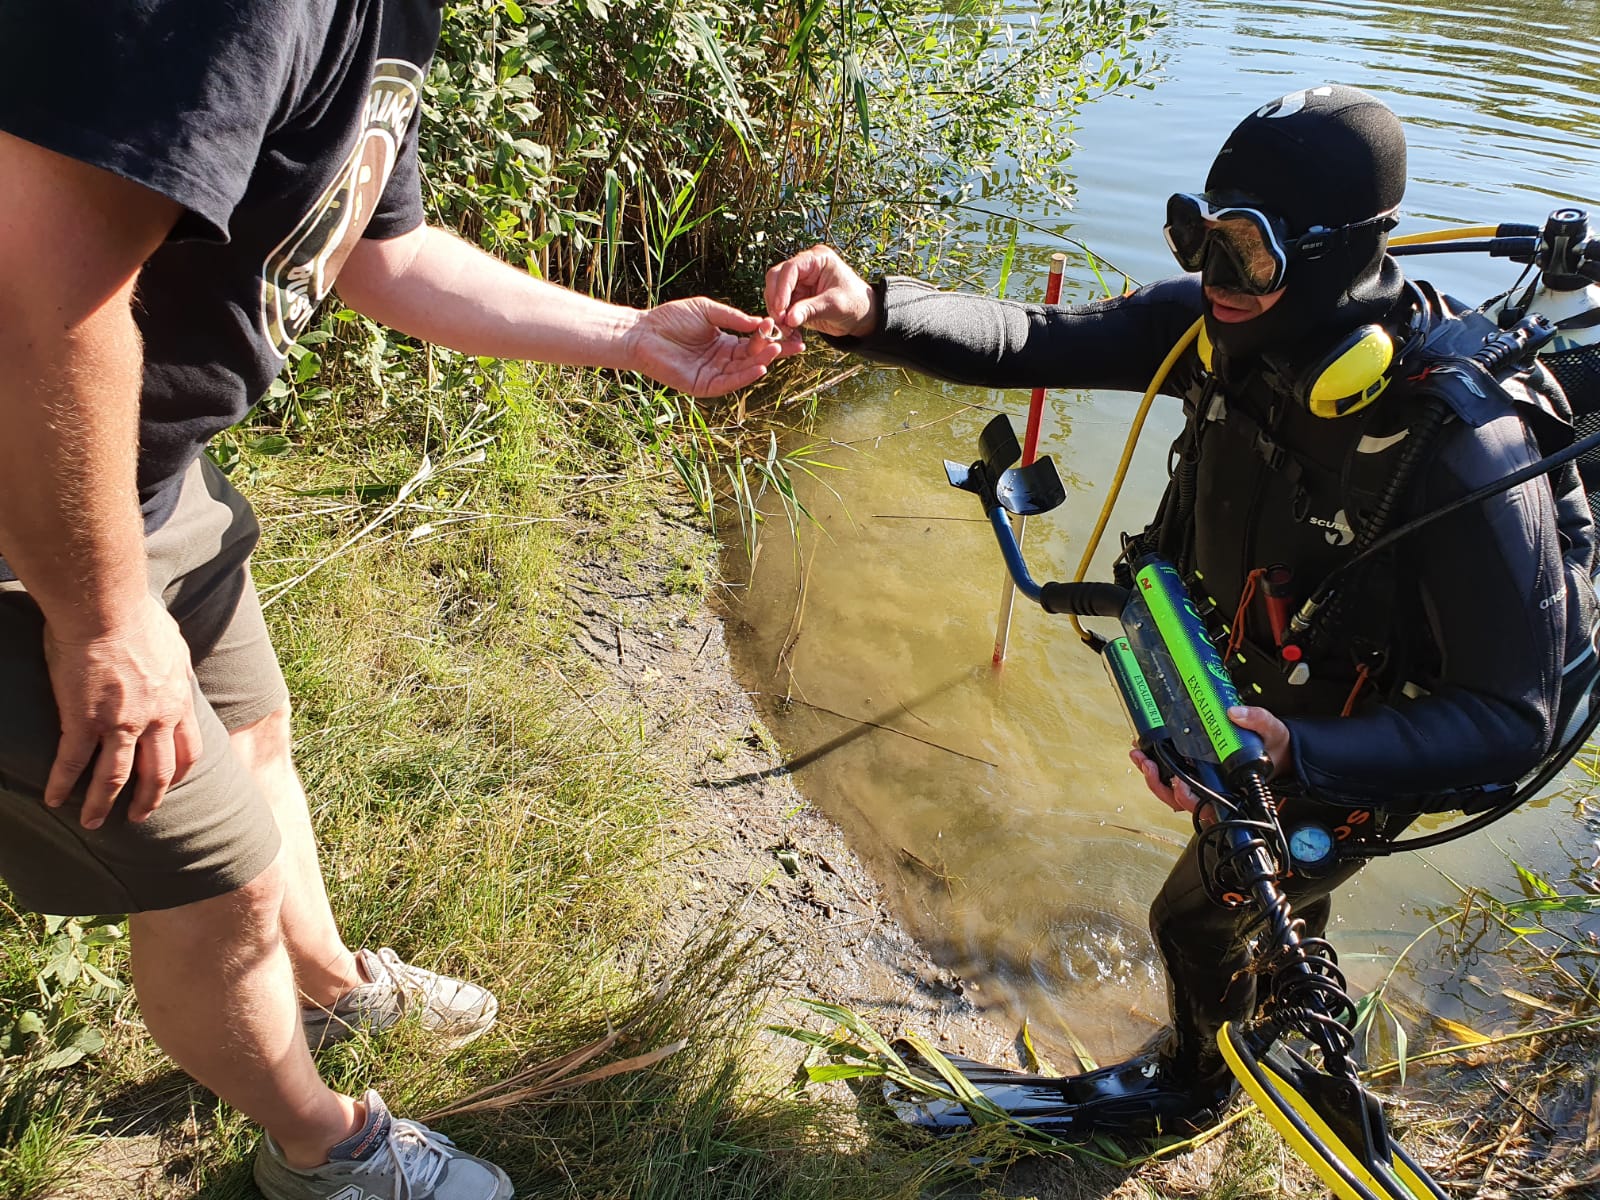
left=0, top=457, right=287, bottom=915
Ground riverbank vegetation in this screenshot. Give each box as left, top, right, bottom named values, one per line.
left=773, top=846, right=1600, bottom=1197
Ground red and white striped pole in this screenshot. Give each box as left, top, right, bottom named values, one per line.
left=993, top=252, right=1067, bottom=667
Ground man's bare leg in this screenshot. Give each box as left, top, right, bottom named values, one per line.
left=230, top=703, right=360, bottom=1008
left=129, top=859, right=362, bottom=1168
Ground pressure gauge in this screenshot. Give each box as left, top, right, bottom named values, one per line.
left=1287, top=823, right=1336, bottom=874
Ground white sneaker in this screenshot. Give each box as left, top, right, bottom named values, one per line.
left=254, top=1090, right=512, bottom=1200
left=302, top=948, right=498, bottom=1050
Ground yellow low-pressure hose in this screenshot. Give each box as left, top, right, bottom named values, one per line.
left=1067, top=317, right=1203, bottom=642
left=1065, top=223, right=1495, bottom=643
left=1390, top=225, right=1498, bottom=245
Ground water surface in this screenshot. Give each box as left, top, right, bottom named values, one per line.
left=726, top=0, right=1600, bottom=1063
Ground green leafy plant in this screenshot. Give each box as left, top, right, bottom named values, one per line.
left=0, top=916, right=123, bottom=1199
left=1351, top=858, right=1600, bottom=1082
left=803, top=0, right=1166, bottom=281
left=271, top=1, right=1166, bottom=542
left=1, top=916, right=123, bottom=1071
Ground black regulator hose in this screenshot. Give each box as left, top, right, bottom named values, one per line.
left=1196, top=769, right=1361, bottom=1076
left=1361, top=698, right=1600, bottom=856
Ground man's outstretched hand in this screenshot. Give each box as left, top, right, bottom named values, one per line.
left=626, top=297, right=800, bottom=398
left=764, top=245, right=879, bottom=342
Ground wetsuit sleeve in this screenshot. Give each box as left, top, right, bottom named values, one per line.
left=823, top=274, right=1206, bottom=393
left=1286, top=412, right=1571, bottom=807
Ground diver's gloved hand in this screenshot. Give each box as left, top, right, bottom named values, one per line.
left=764, top=245, right=880, bottom=342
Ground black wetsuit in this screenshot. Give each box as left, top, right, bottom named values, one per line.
left=832, top=270, right=1600, bottom=1084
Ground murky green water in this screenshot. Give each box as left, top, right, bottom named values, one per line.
left=725, top=0, right=1600, bottom=1063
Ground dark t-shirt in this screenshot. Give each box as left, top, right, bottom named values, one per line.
left=0, top=0, right=442, bottom=529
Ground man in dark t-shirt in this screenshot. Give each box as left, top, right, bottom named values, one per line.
left=0, top=3, right=792, bottom=1198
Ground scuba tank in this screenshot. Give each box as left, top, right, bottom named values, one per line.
left=1485, top=208, right=1600, bottom=500
left=1486, top=207, right=1600, bottom=352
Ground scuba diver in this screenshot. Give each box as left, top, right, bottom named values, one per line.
left=762, top=84, right=1600, bottom=1138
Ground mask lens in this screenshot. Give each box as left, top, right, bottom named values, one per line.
left=1208, top=215, right=1283, bottom=294
left=1164, top=194, right=1288, bottom=295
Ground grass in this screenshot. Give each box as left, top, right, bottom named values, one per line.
left=3, top=362, right=1596, bottom=1200
left=0, top=1063, right=98, bottom=1199
left=771, top=820, right=1600, bottom=1200
left=1, top=348, right=1596, bottom=1200
left=0, top=366, right=964, bottom=1200
left=0, top=4, right=1173, bottom=1191
left=1361, top=843, right=1600, bottom=1197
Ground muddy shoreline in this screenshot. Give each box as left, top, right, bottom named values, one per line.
left=569, top=503, right=1012, bottom=1065
left=567, top=501, right=1270, bottom=1200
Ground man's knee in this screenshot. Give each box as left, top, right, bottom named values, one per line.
left=230, top=701, right=293, bottom=774
left=130, top=853, right=287, bottom=955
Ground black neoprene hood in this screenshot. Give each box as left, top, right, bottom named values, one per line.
left=1199, top=85, right=1409, bottom=376
left=1205, top=84, right=1406, bottom=234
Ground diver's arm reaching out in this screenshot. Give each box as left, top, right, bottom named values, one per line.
left=766, top=246, right=1206, bottom=393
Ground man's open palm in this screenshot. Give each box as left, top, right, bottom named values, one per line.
left=628, top=297, right=798, bottom=397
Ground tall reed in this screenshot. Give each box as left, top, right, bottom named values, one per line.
left=420, top=0, right=1164, bottom=310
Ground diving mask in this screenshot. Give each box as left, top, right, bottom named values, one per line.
left=1164, top=192, right=1399, bottom=296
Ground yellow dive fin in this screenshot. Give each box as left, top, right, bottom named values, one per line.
left=1218, top=1023, right=1448, bottom=1200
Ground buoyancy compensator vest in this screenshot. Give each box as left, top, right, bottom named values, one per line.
left=1120, top=283, right=1600, bottom=815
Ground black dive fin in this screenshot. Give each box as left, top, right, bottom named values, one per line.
left=1218, top=1023, right=1448, bottom=1200
left=883, top=1043, right=1079, bottom=1133
left=883, top=1039, right=1225, bottom=1140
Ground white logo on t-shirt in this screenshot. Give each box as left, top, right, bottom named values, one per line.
left=259, top=59, right=424, bottom=356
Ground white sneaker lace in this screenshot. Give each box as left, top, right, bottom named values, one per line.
left=371, top=947, right=442, bottom=1011
left=352, top=1117, right=452, bottom=1200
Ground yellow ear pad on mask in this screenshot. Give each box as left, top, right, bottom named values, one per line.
left=1303, top=324, right=1395, bottom=418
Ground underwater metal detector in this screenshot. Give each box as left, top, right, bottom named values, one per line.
left=930, top=415, right=1448, bottom=1199
left=992, top=252, right=1067, bottom=667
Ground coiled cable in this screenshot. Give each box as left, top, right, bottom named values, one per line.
left=1193, top=769, right=1361, bottom=1076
